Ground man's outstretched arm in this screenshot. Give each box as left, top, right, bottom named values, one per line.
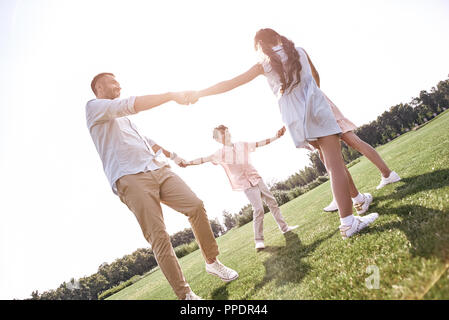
left=86, top=91, right=197, bottom=127
left=134, top=91, right=197, bottom=113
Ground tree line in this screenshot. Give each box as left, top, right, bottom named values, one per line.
left=29, top=77, right=449, bottom=300
left=29, top=219, right=224, bottom=300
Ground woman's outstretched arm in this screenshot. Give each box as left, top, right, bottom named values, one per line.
left=194, top=63, right=264, bottom=99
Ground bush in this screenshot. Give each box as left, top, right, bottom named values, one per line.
left=98, top=275, right=142, bottom=300
left=316, top=175, right=329, bottom=184
left=272, top=190, right=291, bottom=206
left=306, top=180, right=321, bottom=191
left=346, top=158, right=361, bottom=169
left=236, top=205, right=254, bottom=227
left=287, top=187, right=305, bottom=200
left=174, top=241, right=199, bottom=259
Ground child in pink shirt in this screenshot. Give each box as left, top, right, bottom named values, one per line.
left=180, top=125, right=298, bottom=250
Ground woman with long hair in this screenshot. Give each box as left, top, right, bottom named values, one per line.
left=186, top=28, right=379, bottom=239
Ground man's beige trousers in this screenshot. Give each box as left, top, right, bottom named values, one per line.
left=116, top=167, right=219, bottom=299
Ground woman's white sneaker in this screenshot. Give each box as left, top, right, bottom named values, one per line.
left=353, top=193, right=373, bottom=216
left=376, top=171, right=401, bottom=190
left=339, top=213, right=379, bottom=239
left=205, top=259, right=239, bottom=282
left=323, top=199, right=338, bottom=212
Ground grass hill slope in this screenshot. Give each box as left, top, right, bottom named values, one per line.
left=108, top=110, right=449, bottom=300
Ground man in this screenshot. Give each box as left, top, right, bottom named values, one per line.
left=86, top=73, right=238, bottom=300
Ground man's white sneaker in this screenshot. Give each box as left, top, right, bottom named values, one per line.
left=376, top=171, right=401, bottom=190
left=339, top=213, right=379, bottom=239
left=282, top=225, right=299, bottom=234
left=183, top=290, right=203, bottom=300
left=205, top=259, right=239, bottom=282
left=353, top=193, right=373, bottom=216
left=323, top=199, right=338, bottom=212
left=255, top=240, right=265, bottom=250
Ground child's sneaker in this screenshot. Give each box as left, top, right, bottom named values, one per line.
left=282, top=225, right=299, bottom=234
left=255, top=240, right=265, bottom=251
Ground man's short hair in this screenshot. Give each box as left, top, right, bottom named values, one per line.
left=91, top=72, right=114, bottom=95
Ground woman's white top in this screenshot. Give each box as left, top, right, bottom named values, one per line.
left=261, top=45, right=341, bottom=148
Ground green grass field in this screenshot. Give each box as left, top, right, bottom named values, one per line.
left=108, top=110, right=449, bottom=300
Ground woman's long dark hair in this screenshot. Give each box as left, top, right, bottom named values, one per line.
left=254, top=28, right=302, bottom=94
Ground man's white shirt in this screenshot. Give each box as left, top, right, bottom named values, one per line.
left=86, top=96, right=168, bottom=194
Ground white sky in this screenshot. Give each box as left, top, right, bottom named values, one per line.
left=1, top=0, right=448, bottom=300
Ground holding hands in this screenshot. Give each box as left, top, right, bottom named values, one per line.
left=178, top=160, right=189, bottom=168
left=172, top=91, right=201, bottom=105
left=169, top=152, right=187, bottom=166
left=184, top=91, right=200, bottom=105
left=169, top=152, right=189, bottom=168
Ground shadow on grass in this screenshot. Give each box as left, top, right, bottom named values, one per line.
left=368, top=204, right=449, bottom=261
left=210, top=170, right=449, bottom=299
left=374, top=169, right=449, bottom=202
left=366, top=168, right=449, bottom=260
left=230, top=229, right=338, bottom=300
